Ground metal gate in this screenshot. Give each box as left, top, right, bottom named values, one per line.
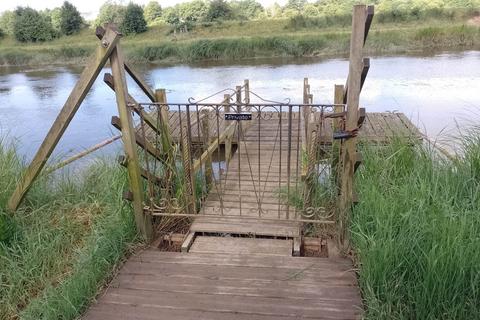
left=132, top=98, right=340, bottom=224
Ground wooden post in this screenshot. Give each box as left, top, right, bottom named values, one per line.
left=303, top=78, right=311, bottom=150
left=303, top=127, right=318, bottom=209
left=103, top=73, right=161, bottom=134
left=181, top=123, right=196, bottom=215
left=236, top=85, right=242, bottom=112
left=244, top=79, right=250, bottom=104
left=332, top=84, right=345, bottom=185
left=338, top=5, right=367, bottom=253
left=224, top=94, right=232, bottom=165
left=110, top=45, right=153, bottom=240
left=155, top=89, right=172, bottom=151
left=7, top=27, right=121, bottom=212
left=201, top=110, right=213, bottom=189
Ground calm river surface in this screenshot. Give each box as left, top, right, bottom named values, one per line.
left=0, top=51, right=479, bottom=164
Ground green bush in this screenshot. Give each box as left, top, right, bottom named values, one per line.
left=59, top=1, right=83, bottom=35
left=95, top=2, right=126, bottom=27
left=144, top=1, right=162, bottom=24
left=13, top=7, right=56, bottom=42
left=0, top=11, right=15, bottom=36
left=120, top=3, right=147, bottom=35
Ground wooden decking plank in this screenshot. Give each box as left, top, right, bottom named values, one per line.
left=111, top=274, right=360, bottom=300
left=190, top=216, right=300, bottom=237
left=93, top=288, right=360, bottom=319
left=134, top=251, right=353, bottom=269
left=189, top=236, right=293, bottom=256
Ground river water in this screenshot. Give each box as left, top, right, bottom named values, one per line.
left=0, top=51, right=479, bottom=164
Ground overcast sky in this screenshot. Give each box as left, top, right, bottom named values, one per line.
left=0, top=0, right=287, bottom=20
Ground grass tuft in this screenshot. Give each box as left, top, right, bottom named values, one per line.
left=352, top=136, right=480, bottom=319
left=0, top=140, right=140, bottom=319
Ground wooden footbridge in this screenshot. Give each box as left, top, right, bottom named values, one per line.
left=7, top=6, right=422, bottom=320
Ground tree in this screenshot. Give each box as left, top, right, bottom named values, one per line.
left=206, top=0, right=233, bottom=21
left=144, top=1, right=162, bottom=24
left=178, top=0, right=209, bottom=23
left=120, top=2, right=147, bottom=35
left=162, top=7, right=181, bottom=25
left=50, top=8, right=62, bottom=33
left=0, top=11, right=16, bottom=36
left=59, top=1, right=82, bottom=35
left=231, top=0, right=264, bottom=20
left=95, top=1, right=126, bottom=27
left=284, top=0, right=307, bottom=12
left=13, top=7, right=56, bottom=42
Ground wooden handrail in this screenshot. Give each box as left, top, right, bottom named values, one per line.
left=192, top=120, right=236, bottom=173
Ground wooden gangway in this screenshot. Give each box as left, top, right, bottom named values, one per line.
left=84, top=108, right=364, bottom=320
left=6, top=7, right=415, bottom=320
left=84, top=250, right=362, bottom=320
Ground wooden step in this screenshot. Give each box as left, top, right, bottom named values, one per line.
left=189, top=236, right=293, bottom=256
left=190, top=216, right=301, bottom=238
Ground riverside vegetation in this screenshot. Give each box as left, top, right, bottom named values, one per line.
left=0, top=16, right=479, bottom=66
left=352, top=135, right=480, bottom=319
left=2, top=132, right=480, bottom=318
left=0, top=0, right=479, bottom=66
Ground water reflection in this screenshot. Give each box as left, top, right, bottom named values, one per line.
left=0, top=50, right=478, bottom=163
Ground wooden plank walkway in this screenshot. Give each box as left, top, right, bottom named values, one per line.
left=139, top=111, right=421, bottom=145
left=89, top=109, right=420, bottom=320
left=83, top=250, right=363, bottom=320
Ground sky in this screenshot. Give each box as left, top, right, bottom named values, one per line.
left=0, top=0, right=287, bottom=20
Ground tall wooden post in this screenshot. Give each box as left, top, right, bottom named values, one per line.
left=181, top=122, right=196, bottom=215
left=236, top=85, right=242, bottom=112
left=338, top=5, right=367, bottom=252
left=244, top=80, right=250, bottom=104
left=110, top=46, right=153, bottom=240
left=332, top=84, right=345, bottom=186
left=201, top=110, right=213, bottom=189
left=224, top=94, right=232, bottom=164
left=7, top=27, right=121, bottom=212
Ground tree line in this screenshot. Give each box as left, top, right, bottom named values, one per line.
left=0, top=0, right=478, bottom=42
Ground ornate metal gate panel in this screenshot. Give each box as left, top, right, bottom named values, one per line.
left=133, top=101, right=339, bottom=224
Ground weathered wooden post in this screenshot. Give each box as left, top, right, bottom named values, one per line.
left=7, top=27, right=121, bottom=212
left=332, top=84, right=345, bottom=185
left=338, top=5, right=367, bottom=253
left=201, top=110, right=213, bottom=190
left=244, top=79, right=250, bottom=104
left=181, top=122, right=196, bottom=215
left=236, top=85, right=242, bottom=112
left=304, top=126, right=318, bottom=210
left=224, top=94, right=232, bottom=165
left=110, top=45, right=153, bottom=240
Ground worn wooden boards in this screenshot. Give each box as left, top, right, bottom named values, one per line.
left=311, top=112, right=422, bottom=145
left=189, top=236, right=293, bottom=256
left=138, top=111, right=421, bottom=150
left=83, top=250, right=363, bottom=320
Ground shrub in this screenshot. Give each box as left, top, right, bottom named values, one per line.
left=95, top=1, right=126, bottom=27
left=206, top=0, right=233, bottom=21
left=144, top=1, right=162, bottom=24
left=120, top=3, right=147, bottom=35
left=0, top=11, right=15, bottom=36
left=59, top=1, right=83, bottom=35
left=13, top=7, right=56, bottom=42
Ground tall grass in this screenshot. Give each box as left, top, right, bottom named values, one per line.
left=0, top=140, right=140, bottom=319
left=351, top=136, right=480, bottom=319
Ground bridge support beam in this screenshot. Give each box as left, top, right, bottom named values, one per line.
left=338, top=4, right=368, bottom=254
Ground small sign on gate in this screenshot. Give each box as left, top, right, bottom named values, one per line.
left=225, top=113, right=252, bottom=121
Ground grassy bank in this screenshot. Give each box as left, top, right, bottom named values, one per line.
left=0, top=140, right=140, bottom=319
left=351, top=136, right=480, bottom=319
left=0, top=17, right=479, bottom=66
